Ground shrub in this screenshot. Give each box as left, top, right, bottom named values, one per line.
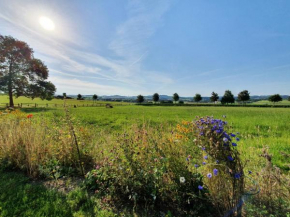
left=176, top=117, right=245, bottom=215
left=85, top=124, right=214, bottom=216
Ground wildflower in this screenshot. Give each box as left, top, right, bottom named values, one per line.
left=180, top=177, right=186, bottom=183
left=207, top=173, right=212, bottom=178
left=234, top=173, right=241, bottom=179
left=216, top=160, right=219, bottom=164
left=204, top=155, right=208, bottom=160
left=248, top=170, right=252, bottom=175
left=198, top=185, right=203, bottom=190
left=95, top=165, right=100, bottom=170
left=232, top=143, right=237, bottom=147
left=202, top=162, right=206, bottom=165
left=231, top=133, right=236, bottom=137
left=222, top=115, right=226, bottom=118
left=223, top=137, right=228, bottom=142
left=194, top=164, right=199, bottom=168
left=201, top=147, right=206, bottom=151
left=213, top=168, right=218, bottom=176
left=236, top=137, right=240, bottom=141
left=227, top=156, right=234, bottom=161
left=27, top=114, right=33, bottom=118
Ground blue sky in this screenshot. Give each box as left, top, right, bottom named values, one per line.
left=0, top=0, right=290, bottom=96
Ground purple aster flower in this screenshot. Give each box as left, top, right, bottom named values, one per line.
left=236, top=137, right=240, bottom=141
left=213, top=168, right=218, bottom=176
left=194, top=164, right=199, bottom=168
left=248, top=170, right=252, bottom=175
left=201, top=147, right=206, bottom=151
left=198, top=185, right=203, bottom=190
left=223, top=137, right=228, bottom=142
left=207, top=173, right=212, bottom=178
left=232, top=143, right=237, bottom=147
left=204, top=155, right=208, bottom=160
left=216, top=160, right=219, bottom=164
left=186, top=158, right=189, bottom=161
left=231, top=133, right=236, bottom=137
left=234, top=173, right=241, bottom=179
left=227, top=156, right=234, bottom=161
left=202, top=162, right=206, bottom=165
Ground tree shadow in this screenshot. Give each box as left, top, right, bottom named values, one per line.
left=20, top=107, right=57, bottom=113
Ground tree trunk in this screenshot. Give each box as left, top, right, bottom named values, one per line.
left=8, top=61, right=14, bottom=107
left=8, top=87, right=13, bottom=107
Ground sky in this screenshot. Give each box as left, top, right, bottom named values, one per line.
left=0, top=0, right=290, bottom=96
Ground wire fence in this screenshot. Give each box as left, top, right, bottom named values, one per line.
left=0, top=103, right=132, bottom=109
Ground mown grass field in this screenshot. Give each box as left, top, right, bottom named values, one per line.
left=0, top=95, right=129, bottom=107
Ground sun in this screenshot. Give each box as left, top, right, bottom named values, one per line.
left=39, top=16, right=55, bottom=31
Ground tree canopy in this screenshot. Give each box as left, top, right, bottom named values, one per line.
left=93, top=94, right=98, bottom=101
left=152, top=93, right=159, bottom=103
left=237, top=90, right=250, bottom=103
left=193, top=93, right=202, bottom=102
left=77, top=94, right=83, bottom=100
left=172, top=93, right=179, bottom=102
left=210, top=92, right=219, bottom=102
left=268, top=94, right=282, bottom=103
left=221, top=90, right=235, bottom=104
left=136, top=94, right=144, bottom=103
left=0, top=35, right=56, bottom=107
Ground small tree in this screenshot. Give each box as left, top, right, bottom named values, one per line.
left=221, top=90, right=235, bottom=104
left=0, top=35, right=56, bottom=107
left=268, top=94, right=282, bottom=104
left=136, top=94, right=144, bottom=103
left=93, top=94, right=98, bottom=102
left=173, top=93, right=179, bottom=103
left=237, top=90, right=250, bottom=104
left=288, top=96, right=290, bottom=101
left=77, top=93, right=82, bottom=100
left=193, top=93, right=202, bottom=102
left=63, top=93, right=67, bottom=99
left=210, top=92, right=219, bottom=103
left=152, top=93, right=159, bottom=103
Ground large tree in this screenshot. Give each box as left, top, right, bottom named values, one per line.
left=210, top=92, right=219, bottom=103
left=172, top=93, right=179, bottom=103
left=221, top=90, right=235, bottom=104
left=0, top=35, right=56, bottom=107
left=237, top=90, right=250, bottom=104
left=268, top=94, right=282, bottom=103
left=136, top=94, right=144, bottom=103
left=193, top=93, right=202, bottom=102
left=152, top=93, right=159, bottom=103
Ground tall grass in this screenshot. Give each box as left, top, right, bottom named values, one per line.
left=0, top=108, right=289, bottom=216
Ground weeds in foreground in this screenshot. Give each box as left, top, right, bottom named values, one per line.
left=0, top=109, right=289, bottom=216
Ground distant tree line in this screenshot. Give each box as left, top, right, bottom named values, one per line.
left=135, top=90, right=286, bottom=104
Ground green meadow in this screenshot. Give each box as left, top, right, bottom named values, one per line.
left=1, top=96, right=290, bottom=216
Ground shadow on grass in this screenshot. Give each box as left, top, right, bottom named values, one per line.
left=0, top=171, right=96, bottom=217
left=20, top=107, right=57, bottom=113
